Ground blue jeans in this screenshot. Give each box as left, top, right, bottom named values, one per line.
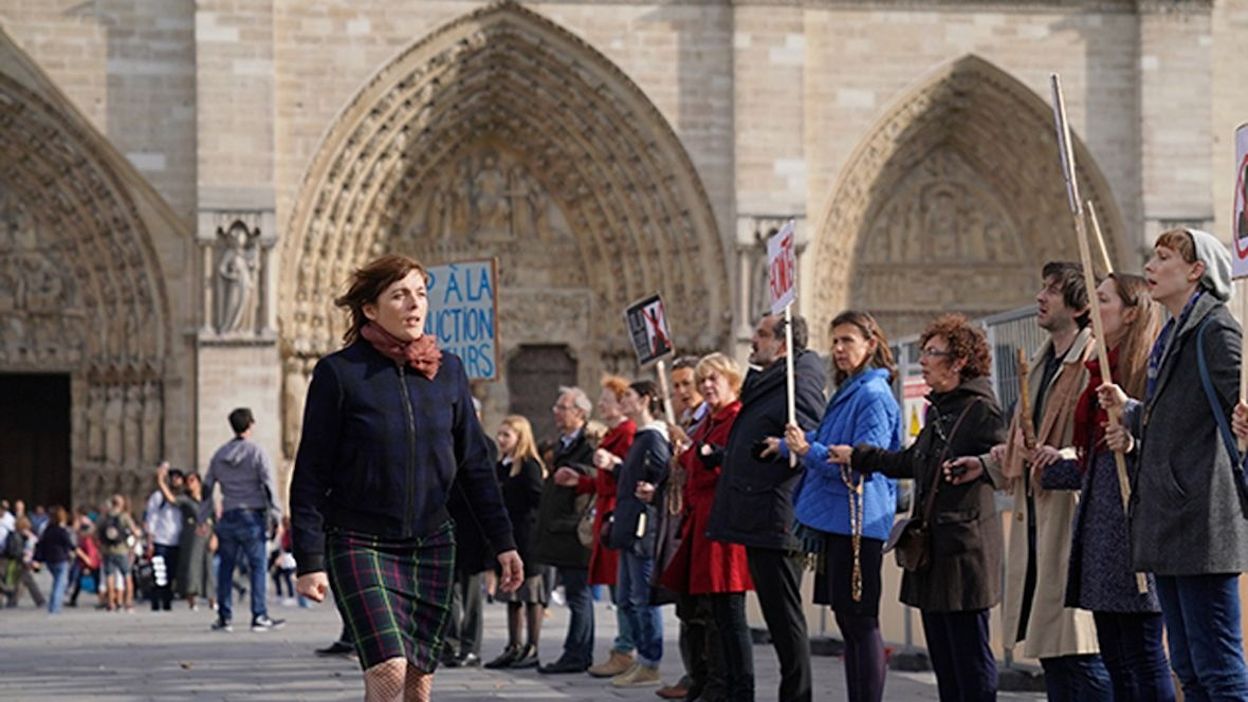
left=558, top=567, right=594, bottom=666
left=619, top=550, right=662, bottom=665
left=1040, top=654, right=1112, bottom=702
left=215, top=509, right=268, bottom=623
left=1094, top=611, right=1176, bottom=701
left=1156, top=574, right=1248, bottom=701
left=609, top=584, right=635, bottom=653
left=47, top=560, right=70, bottom=613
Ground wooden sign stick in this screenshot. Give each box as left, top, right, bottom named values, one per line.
left=1051, top=74, right=1146, bottom=593
left=1086, top=202, right=1113, bottom=276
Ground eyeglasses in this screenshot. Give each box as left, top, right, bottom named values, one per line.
left=920, top=348, right=953, bottom=359
left=551, top=404, right=577, bottom=412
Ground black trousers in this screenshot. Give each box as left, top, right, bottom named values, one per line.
left=747, top=546, right=812, bottom=702
left=922, top=608, right=997, bottom=702
left=677, top=594, right=724, bottom=698
left=444, top=570, right=484, bottom=657
left=710, top=591, right=755, bottom=702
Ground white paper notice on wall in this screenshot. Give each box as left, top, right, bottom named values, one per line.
left=768, top=220, right=797, bottom=315
left=1233, top=123, right=1248, bottom=280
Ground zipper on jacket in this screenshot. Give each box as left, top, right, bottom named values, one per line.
left=397, top=363, right=417, bottom=538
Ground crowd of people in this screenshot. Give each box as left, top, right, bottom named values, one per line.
left=0, top=409, right=291, bottom=634
left=283, top=238, right=1248, bottom=702
left=8, top=230, right=1248, bottom=702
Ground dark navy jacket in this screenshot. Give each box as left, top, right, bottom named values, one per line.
left=290, top=340, right=515, bottom=575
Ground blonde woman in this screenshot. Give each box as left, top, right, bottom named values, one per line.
left=485, top=416, right=549, bottom=670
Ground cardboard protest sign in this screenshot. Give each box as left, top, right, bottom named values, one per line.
left=624, top=294, right=673, bottom=366
left=424, top=258, right=499, bottom=380
left=768, top=221, right=797, bottom=315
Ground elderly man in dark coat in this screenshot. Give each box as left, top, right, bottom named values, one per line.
left=707, top=314, right=825, bottom=702
left=533, top=386, right=597, bottom=674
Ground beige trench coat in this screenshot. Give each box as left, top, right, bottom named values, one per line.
left=984, top=328, right=1100, bottom=660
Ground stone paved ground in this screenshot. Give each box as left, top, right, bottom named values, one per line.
left=0, top=571, right=1045, bottom=701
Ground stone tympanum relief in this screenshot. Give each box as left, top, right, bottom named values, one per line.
left=0, top=189, right=84, bottom=365
left=811, top=55, right=1127, bottom=342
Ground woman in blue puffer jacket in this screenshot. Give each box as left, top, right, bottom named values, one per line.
left=767, top=310, right=900, bottom=702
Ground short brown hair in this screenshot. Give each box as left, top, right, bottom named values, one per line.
left=1155, top=229, right=1197, bottom=263
left=829, top=310, right=897, bottom=385
left=334, top=254, right=429, bottom=344
left=919, top=314, right=992, bottom=382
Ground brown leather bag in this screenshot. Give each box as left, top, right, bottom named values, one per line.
left=884, top=400, right=979, bottom=572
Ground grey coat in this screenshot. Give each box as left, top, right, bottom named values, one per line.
left=1126, top=295, right=1248, bottom=575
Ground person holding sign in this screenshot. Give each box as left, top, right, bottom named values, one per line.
left=605, top=379, right=672, bottom=688
left=1099, top=229, right=1248, bottom=700
left=707, top=314, right=826, bottom=702
left=290, top=255, right=523, bottom=702
left=770, top=311, right=900, bottom=702
left=829, top=315, right=1006, bottom=702
left=1024, top=274, right=1172, bottom=701
left=949, top=262, right=1111, bottom=701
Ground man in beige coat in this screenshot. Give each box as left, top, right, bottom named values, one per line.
left=957, top=262, right=1110, bottom=700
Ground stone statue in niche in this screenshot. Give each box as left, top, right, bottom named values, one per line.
left=104, top=385, right=123, bottom=468
left=472, top=150, right=511, bottom=237
left=87, top=384, right=105, bottom=461
left=142, top=381, right=162, bottom=465
left=123, top=384, right=142, bottom=470
left=215, top=219, right=260, bottom=334
left=425, top=183, right=451, bottom=242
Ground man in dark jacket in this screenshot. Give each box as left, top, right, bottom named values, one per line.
left=707, top=314, right=825, bottom=702
left=533, top=386, right=597, bottom=674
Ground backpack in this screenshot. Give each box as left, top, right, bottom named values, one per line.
left=99, top=514, right=132, bottom=548
left=2, top=530, right=21, bottom=559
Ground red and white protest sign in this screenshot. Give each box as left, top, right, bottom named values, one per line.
left=768, top=221, right=797, bottom=315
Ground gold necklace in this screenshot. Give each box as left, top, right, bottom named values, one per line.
left=841, top=465, right=864, bottom=602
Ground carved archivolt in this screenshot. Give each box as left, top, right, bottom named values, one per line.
left=810, top=54, right=1126, bottom=341
left=280, top=1, right=729, bottom=364
left=0, top=70, right=170, bottom=509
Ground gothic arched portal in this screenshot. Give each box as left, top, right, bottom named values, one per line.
left=280, top=2, right=729, bottom=402
left=0, top=42, right=174, bottom=509
left=810, top=54, right=1127, bottom=342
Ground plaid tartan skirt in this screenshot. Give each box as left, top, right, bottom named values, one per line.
left=326, top=521, right=456, bottom=672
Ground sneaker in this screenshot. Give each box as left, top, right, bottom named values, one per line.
left=211, top=618, right=233, bottom=632
left=251, top=615, right=285, bottom=632
left=612, top=663, right=661, bottom=688
left=588, top=649, right=635, bottom=678
left=281, top=597, right=297, bottom=607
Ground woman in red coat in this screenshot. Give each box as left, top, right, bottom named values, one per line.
left=660, top=353, right=754, bottom=701
left=580, top=375, right=637, bottom=677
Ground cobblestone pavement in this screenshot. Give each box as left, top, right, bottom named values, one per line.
left=0, top=572, right=1045, bottom=701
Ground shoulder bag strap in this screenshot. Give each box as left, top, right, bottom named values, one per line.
left=1195, top=316, right=1248, bottom=514
left=919, top=399, right=981, bottom=523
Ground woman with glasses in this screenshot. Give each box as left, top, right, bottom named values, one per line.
left=828, top=314, right=1005, bottom=702
left=764, top=311, right=900, bottom=702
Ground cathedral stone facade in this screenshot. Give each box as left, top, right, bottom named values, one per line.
left=0, top=0, right=1240, bottom=516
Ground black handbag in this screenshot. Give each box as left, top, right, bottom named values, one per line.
left=884, top=400, right=979, bottom=572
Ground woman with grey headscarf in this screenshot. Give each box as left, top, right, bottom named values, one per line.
left=1099, top=228, right=1248, bottom=700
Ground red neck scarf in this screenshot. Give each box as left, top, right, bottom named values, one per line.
left=360, top=322, right=442, bottom=380
left=1072, top=346, right=1119, bottom=472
